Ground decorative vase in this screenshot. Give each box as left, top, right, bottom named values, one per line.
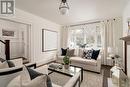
left=64, top=64, right=69, bottom=69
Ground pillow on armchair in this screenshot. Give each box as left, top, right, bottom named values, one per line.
left=26, top=67, right=52, bottom=87
left=0, top=58, right=15, bottom=68
left=7, top=75, right=48, bottom=87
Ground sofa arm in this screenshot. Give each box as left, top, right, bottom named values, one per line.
left=0, top=66, right=23, bottom=75
left=63, top=72, right=80, bottom=87
left=0, top=66, right=23, bottom=87
left=96, top=55, right=102, bottom=73
left=97, top=55, right=101, bottom=64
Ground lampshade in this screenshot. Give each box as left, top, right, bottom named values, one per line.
left=59, top=0, right=69, bottom=15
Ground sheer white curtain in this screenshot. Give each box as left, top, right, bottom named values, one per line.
left=101, top=18, right=123, bottom=65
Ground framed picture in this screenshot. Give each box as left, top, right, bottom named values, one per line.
left=127, top=21, right=130, bottom=35
left=42, top=29, right=58, bottom=52
left=2, top=29, right=17, bottom=38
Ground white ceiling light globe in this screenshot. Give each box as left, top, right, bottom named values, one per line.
left=59, top=7, right=69, bottom=15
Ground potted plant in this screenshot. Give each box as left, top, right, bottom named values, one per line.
left=63, top=55, right=70, bottom=69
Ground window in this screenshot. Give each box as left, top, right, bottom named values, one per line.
left=69, top=24, right=102, bottom=49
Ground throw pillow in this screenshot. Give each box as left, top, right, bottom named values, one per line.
left=91, top=50, right=100, bottom=60
left=61, top=48, right=68, bottom=56
left=21, top=66, right=31, bottom=84
left=7, top=60, right=15, bottom=68
left=0, top=58, right=15, bottom=67
left=66, top=49, right=75, bottom=57
left=83, top=49, right=93, bottom=59
left=26, top=67, right=43, bottom=80
left=78, top=48, right=84, bottom=58
left=0, top=61, right=9, bottom=69
left=26, top=67, right=52, bottom=87
left=22, top=75, right=47, bottom=87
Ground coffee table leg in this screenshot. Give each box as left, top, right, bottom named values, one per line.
left=78, top=77, right=80, bottom=87
left=81, top=68, right=83, bottom=82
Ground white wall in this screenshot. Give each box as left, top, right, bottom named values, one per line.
left=123, top=0, right=130, bottom=80
left=0, top=8, right=61, bottom=65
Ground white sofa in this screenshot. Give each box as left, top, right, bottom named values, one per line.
left=57, top=51, right=102, bottom=73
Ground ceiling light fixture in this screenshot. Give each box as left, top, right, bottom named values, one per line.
left=59, top=0, right=69, bottom=15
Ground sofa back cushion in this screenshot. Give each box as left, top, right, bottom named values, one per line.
left=78, top=48, right=84, bottom=57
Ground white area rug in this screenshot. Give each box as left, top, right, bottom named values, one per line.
left=49, top=71, right=103, bottom=87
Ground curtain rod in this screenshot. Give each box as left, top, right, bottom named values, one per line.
left=69, top=21, right=101, bottom=27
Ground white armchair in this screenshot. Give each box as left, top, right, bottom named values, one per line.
left=0, top=63, right=80, bottom=87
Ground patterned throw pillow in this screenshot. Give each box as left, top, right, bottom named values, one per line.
left=83, top=49, right=93, bottom=59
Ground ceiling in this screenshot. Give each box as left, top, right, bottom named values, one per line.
left=16, top=0, right=129, bottom=25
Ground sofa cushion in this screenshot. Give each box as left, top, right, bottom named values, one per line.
left=57, top=56, right=65, bottom=61
left=70, top=57, right=97, bottom=66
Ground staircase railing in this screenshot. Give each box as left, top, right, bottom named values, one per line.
left=0, top=40, right=10, bottom=60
